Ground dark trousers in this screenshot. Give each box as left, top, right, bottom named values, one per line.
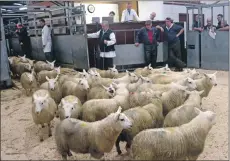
left=45, top=52, right=54, bottom=62
left=20, top=39, right=32, bottom=59
left=100, top=57, right=113, bottom=70
left=168, top=40, right=186, bottom=70
left=144, top=44, right=158, bottom=68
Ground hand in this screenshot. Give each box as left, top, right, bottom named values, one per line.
left=104, top=40, right=107, bottom=44
left=20, top=42, right=23, bottom=45
left=135, top=43, right=139, bottom=47
left=176, top=35, right=179, bottom=37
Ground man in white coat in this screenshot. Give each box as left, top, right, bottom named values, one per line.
left=39, top=19, right=53, bottom=62
left=121, top=2, right=140, bottom=22
left=87, top=21, right=116, bottom=70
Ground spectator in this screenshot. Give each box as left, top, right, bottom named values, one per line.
left=203, top=18, right=216, bottom=31
left=156, top=17, right=186, bottom=71
left=87, top=21, right=116, bottom=70
left=216, top=14, right=224, bottom=29
left=121, top=2, right=140, bottom=22
left=39, top=19, right=53, bottom=62
left=193, top=15, right=203, bottom=32
left=15, top=23, right=32, bottom=59
left=135, top=20, right=162, bottom=68
left=218, top=20, right=229, bottom=31
left=109, top=11, right=115, bottom=17
left=150, top=12, right=156, bottom=21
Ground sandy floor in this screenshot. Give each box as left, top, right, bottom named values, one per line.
left=1, top=69, right=228, bottom=160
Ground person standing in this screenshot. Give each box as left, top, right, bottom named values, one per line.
left=15, top=23, right=32, bottom=59
left=135, top=20, right=162, bottom=68
left=193, top=15, right=203, bottom=32
left=216, top=14, right=224, bottom=30
left=157, top=17, right=186, bottom=71
left=121, top=2, right=140, bottom=22
left=87, top=21, right=116, bottom=70
left=39, top=19, right=53, bottom=62
left=203, top=18, right=216, bottom=31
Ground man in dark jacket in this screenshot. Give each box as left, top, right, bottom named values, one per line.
left=135, top=20, right=162, bottom=68
left=157, top=17, right=186, bottom=71
left=15, top=23, right=32, bottom=59
left=87, top=21, right=116, bottom=70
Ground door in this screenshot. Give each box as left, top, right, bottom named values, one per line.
left=179, top=13, right=189, bottom=26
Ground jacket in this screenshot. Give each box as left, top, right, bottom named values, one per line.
left=42, top=25, right=52, bottom=52
left=121, top=9, right=140, bottom=22
left=135, top=27, right=160, bottom=45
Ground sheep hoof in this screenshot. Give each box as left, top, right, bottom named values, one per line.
left=67, top=151, right=72, bottom=156
left=48, top=134, right=52, bottom=137
left=40, top=138, right=44, bottom=142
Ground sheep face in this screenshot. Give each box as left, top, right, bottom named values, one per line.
left=185, top=77, right=197, bottom=90
left=109, top=65, right=118, bottom=75
left=205, top=72, right=217, bottom=86
left=18, top=55, right=27, bottom=62
left=33, top=94, right=49, bottom=114
left=126, top=71, right=138, bottom=83
left=78, top=79, right=90, bottom=91
left=46, top=77, right=58, bottom=91
left=59, top=99, right=78, bottom=119
left=79, top=69, right=89, bottom=79
left=46, top=60, right=55, bottom=69
left=26, top=73, right=34, bottom=83
left=24, top=63, right=32, bottom=71
left=103, top=84, right=116, bottom=98
left=54, top=66, right=61, bottom=75
left=140, top=75, right=152, bottom=83
left=114, top=107, right=132, bottom=130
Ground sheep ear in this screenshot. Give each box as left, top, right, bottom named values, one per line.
left=73, top=99, right=78, bottom=104
left=44, top=94, right=49, bottom=100
left=55, top=74, right=59, bottom=81
left=52, top=60, right=56, bottom=64
left=46, top=60, right=51, bottom=64
left=213, top=71, right=217, bottom=75
left=101, top=85, right=108, bottom=90
left=46, top=76, right=50, bottom=81
left=116, top=106, right=122, bottom=114
left=113, top=65, right=116, bottom=69
left=61, top=99, right=66, bottom=105
left=194, top=107, right=202, bottom=115
left=198, top=90, right=204, bottom=96
left=33, top=94, right=38, bottom=100
left=148, top=64, right=151, bottom=68
left=23, top=55, right=26, bottom=58
left=165, top=64, right=168, bottom=68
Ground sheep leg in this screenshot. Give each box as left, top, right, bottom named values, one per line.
left=187, top=155, right=199, bottom=161
left=48, top=123, right=52, bottom=137
left=125, top=136, right=132, bottom=154
left=38, top=124, right=44, bottom=142
left=62, top=154, right=67, bottom=160
left=67, top=150, right=72, bottom=156
left=115, top=138, right=122, bottom=155
left=89, top=148, right=104, bottom=159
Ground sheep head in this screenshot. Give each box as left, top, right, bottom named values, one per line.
left=46, top=60, right=55, bottom=69
left=33, top=93, right=49, bottom=114
left=46, top=75, right=58, bottom=91
left=59, top=97, right=78, bottom=119
left=113, top=106, right=132, bottom=130
left=78, top=78, right=90, bottom=91
left=204, top=71, right=217, bottom=86
left=102, top=84, right=116, bottom=98
left=79, top=69, right=89, bottom=79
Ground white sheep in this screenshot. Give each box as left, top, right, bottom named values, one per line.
left=194, top=71, right=217, bottom=98
left=88, top=65, right=119, bottom=78
left=163, top=90, right=204, bottom=127
left=32, top=89, right=57, bottom=142
left=37, top=66, right=61, bottom=85
left=87, top=84, right=116, bottom=100
left=116, top=97, right=163, bottom=155
left=126, top=75, right=152, bottom=93
left=134, top=64, right=154, bottom=77
left=62, top=78, right=90, bottom=104
left=161, top=84, right=190, bottom=116
left=82, top=83, right=129, bottom=122
left=12, top=62, right=32, bottom=77
left=40, top=75, right=62, bottom=104
left=57, top=95, right=83, bottom=120
left=20, top=69, right=37, bottom=96
left=55, top=107, right=132, bottom=160
left=113, top=70, right=139, bottom=84
left=34, top=60, right=55, bottom=73
left=131, top=109, right=216, bottom=160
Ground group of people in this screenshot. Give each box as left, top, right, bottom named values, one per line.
left=15, top=19, right=53, bottom=62
left=193, top=14, right=229, bottom=32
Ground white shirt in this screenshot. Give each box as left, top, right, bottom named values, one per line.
left=42, top=25, right=52, bottom=52
left=87, top=29, right=116, bottom=58
left=121, top=9, right=140, bottom=22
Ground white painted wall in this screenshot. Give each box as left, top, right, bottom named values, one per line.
left=137, top=1, right=229, bottom=29
left=74, top=3, right=119, bottom=24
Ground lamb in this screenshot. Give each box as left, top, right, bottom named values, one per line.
left=134, top=64, right=154, bottom=77
left=55, top=107, right=132, bottom=160
left=163, top=90, right=204, bottom=127
left=37, top=66, right=61, bottom=85
left=194, top=71, right=217, bottom=98
left=131, top=109, right=216, bottom=160
left=87, top=70, right=114, bottom=87
left=82, top=83, right=129, bottom=122
left=40, top=75, right=62, bottom=104
left=32, top=89, right=57, bottom=142
left=87, top=84, right=116, bottom=100
left=126, top=75, right=152, bottom=93
left=11, top=62, right=32, bottom=77
left=20, top=69, right=37, bottom=96
left=137, top=77, right=197, bottom=93
left=116, top=96, right=163, bottom=155
left=57, top=95, right=83, bottom=120
left=62, top=78, right=90, bottom=104
left=88, top=65, right=119, bottom=78
left=34, top=60, right=55, bottom=73
left=161, top=84, right=190, bottom=116
left=113, top=70, right=139, bottom=84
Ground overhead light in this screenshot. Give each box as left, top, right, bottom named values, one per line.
left=13, top=3, right=23, bottom=6
left=7, top=9, right=12, bottom=12
left=19, top=7, right=27, bottom=10
left=1, top=8, right=6, bottom=11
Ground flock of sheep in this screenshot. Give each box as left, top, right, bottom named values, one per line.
left=8, top=54, right=218, bottom=160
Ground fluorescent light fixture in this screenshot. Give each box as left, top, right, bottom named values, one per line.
left=19, top=7, right=27, bottom=10
left=7, top=9, right=12, bottom=12
left=1, top=8, right=6, bottom=11
left=13, top=3, right=22, bottom=6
